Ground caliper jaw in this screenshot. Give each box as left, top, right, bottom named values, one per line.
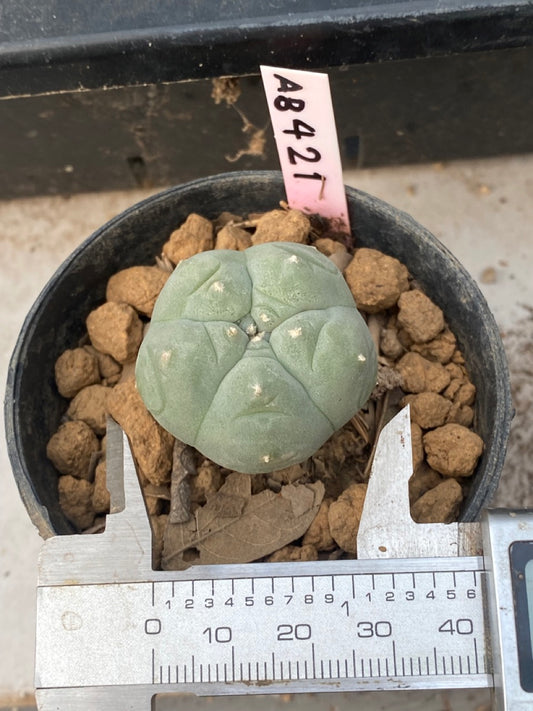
left=37, top=417, right=154, bottom=587
left=357, top=406, right=482, bottom=560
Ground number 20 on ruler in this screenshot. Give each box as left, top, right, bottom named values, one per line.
left=261, top=65, right=350, bottom=233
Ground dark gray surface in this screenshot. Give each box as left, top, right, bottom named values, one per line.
left=1, top=47, right=532, bottom=199
left=1, top=0, right=532, bottom=97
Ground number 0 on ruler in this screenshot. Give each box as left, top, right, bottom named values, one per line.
left=260, top=65, right=350, bottom=234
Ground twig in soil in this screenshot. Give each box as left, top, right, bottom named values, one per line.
left=230, top=217, right=262, bottom=229
left=363, top=390, right=391, bottom=480
left=266, top=477, right=282, bottom=492
left=82, top=519, right=106, bottom=535
left=366, top=314, right=383, bottom=355
left=371, top=364, right=403, bottom=400
left=169, top=440, right=197, bottom=524
left=144, top=484, right=171, bottom=501
left=155, top=253, right=175, bottom=273
left=350, top=411, right=371, bottom=445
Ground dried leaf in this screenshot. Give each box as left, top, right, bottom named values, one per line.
left=162, top=472, right=325, bottom=570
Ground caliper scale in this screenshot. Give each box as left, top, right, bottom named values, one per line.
left=35, top=407, right=533, bottom=709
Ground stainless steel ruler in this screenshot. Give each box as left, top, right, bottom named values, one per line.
left=34, top=409, right=533, bottom=710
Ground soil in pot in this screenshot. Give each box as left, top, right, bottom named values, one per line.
left=46, top=204, right=484, bottom=570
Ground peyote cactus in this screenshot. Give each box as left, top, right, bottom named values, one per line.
left=136, top=241, right=377, bottom=473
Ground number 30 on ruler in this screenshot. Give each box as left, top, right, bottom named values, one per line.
left=260, top=65, right=350, bottom=234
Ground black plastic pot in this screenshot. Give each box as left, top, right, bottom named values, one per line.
left=4, top=171, right=512, bottom=538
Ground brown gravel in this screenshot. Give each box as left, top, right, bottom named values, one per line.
left=46, top=420, right=99, bottom=480
left=86, top=301, right=143, bottom=364
left=54, top=347, right=100, bottom=398
left=344, top=248, right=409, bottom=313
left=47, top=205, right=485, bottom=559
left=106, top=265, right=170, bottom=317
left=163, top=213, right=214, bottom=264
left=423, top=423, right=484, bottom=477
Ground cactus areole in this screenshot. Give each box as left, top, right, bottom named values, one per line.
left=136, top=242, right=377, bottom=473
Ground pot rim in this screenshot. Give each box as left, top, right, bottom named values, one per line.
left=4, top=170, right=513, bottom=538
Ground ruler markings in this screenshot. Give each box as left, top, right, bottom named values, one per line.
left=116, top=568, right=486, bottom=690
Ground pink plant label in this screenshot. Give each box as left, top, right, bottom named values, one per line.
left=260, top=65, right=350, bottom=234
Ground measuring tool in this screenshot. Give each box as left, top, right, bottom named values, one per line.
left=35, top=407, right=533, bottom=710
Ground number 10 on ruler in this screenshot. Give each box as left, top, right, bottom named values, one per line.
left=261, top=65, right=350, bottom=234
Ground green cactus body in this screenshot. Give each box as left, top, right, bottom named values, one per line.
left=136, top=242, right=377, bottom=473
